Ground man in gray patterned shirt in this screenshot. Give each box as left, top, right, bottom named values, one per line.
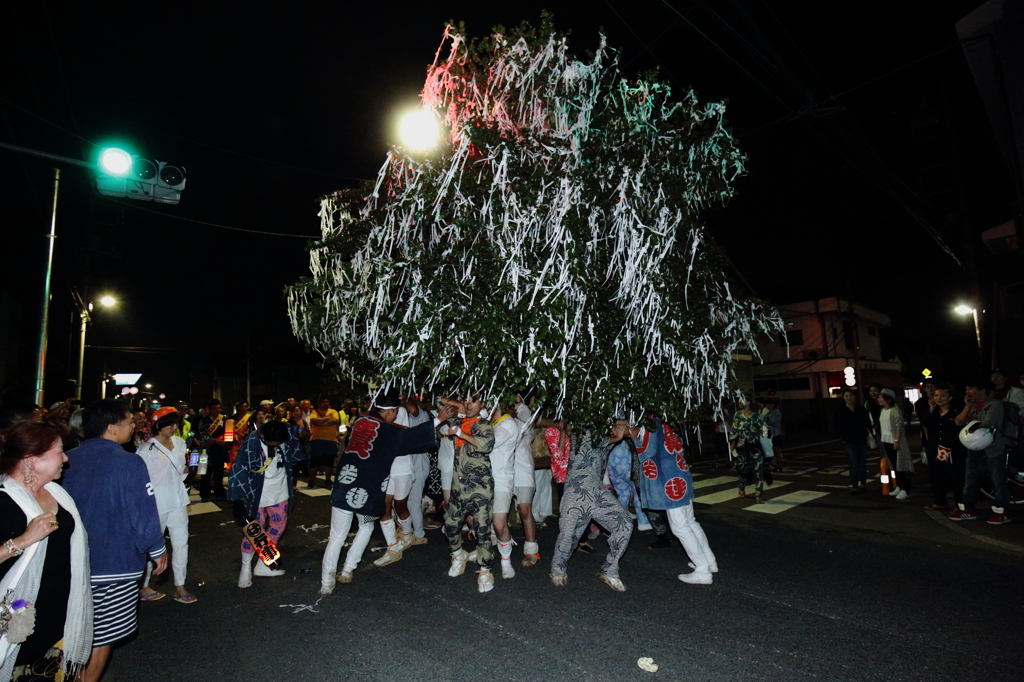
left=550, top=419, right=634, bottom=591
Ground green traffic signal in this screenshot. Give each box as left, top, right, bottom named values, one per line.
left=98, top=147, right=132, bottom=177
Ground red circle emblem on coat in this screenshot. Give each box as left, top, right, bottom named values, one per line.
left=676, top=453, right=689, bottom=471
left=665, top=477, right=687, bottom=500
left=642, top=460, right=658, bottom=479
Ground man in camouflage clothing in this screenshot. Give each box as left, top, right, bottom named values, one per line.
left=442, top=393, right=498, bottom=593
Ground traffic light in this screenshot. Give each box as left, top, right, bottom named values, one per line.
left=96, top=147, right=186, bottom=204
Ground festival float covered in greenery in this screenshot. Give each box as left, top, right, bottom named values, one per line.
left=287, top=16, right=782, bottom=428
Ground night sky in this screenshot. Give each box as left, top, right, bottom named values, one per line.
left=0, top=1, right=1014, bottom=405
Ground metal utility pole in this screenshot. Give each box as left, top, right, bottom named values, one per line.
left=34, top=169, right=60, bottom=407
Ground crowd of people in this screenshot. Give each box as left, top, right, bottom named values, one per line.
left=832, top=370, right=1024, bottom=523
left=0, top=368, right=1021, bottom=680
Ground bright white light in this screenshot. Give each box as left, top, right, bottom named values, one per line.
left=954, top=305, right=974, bottom=315
left=398, top=109, right=440, bottom=152
left=99, top=148, right=132, bottom=176
left=145, top=384, right=152, bottom=389
left=99, top=296, right=116, bottom=307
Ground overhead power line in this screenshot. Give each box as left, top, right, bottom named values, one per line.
left=105, top=198, right=319, bottom=239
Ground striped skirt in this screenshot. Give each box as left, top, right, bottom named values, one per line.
left=91, top=581, right=139, bottom=647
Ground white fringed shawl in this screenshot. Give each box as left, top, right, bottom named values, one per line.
left=0, top=477, right=92, bottom=680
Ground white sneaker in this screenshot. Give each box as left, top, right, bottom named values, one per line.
left=254, top=561, right=285, bottom=578
left=888, top=486, right=902, bottom=497
left=678, top=571, right=713, bottom=585
left=477, top=569, right=494, bottom=593
left=466, top=549, right=479, bottom=563
left=598, top=573, right=626, bottom=592
left=501, top=558, right=516, bottom=579
left=448, top=549, right=469, bottom=577
left=895, top=490, right=908, bottom=500
left=688, top=561, right=719, bottom=574
left=550, top=573, right=568, bottom=587
left=373, top=546, right=404, bottom=567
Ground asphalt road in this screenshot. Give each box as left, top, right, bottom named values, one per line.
left=107, top=439, right=1024, bottom=682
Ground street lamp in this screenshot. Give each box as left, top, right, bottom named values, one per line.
left=954, top=304, right=983, bottom=365
left=398, top=108, right=440, bottom=152
left=74, top=295, right=116, bottom=400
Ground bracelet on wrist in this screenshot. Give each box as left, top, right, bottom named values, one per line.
left=4, top=538, right=24, bottom=557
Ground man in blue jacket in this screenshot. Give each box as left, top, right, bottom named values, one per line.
left=634, top=417, right=718, bottom=585
left=64, top=399, right=167, bottom=682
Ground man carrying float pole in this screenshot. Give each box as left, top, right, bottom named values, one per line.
left=319, top=392, right=455, bottom=593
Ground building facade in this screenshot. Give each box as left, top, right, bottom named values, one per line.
left=752, top=297, right=903, bottom=401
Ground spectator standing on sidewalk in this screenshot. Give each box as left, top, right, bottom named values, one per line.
left=307, top=398, right=340, bottom=489
left=63, top=400, right=167, bottom=682
left=950, top=377, right=1015, bottom=524
left=866, top=384, right=883, bottom=453
left=195, top=400, right=228, bottom=502
left=764, top=398, right=784, bottom=471
left=915, top=380, right=937, bottom=466
left=834, top=388, right=871, bottom=495
left=991, top=369, right=1024, bottom=486
left=925, top=383, right=965, bottom=511
left=878, top=388, right=912, bottom=500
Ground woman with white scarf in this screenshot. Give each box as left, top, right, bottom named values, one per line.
left=0, top=421, right=92, bottom=681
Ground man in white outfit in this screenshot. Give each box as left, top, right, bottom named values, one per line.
left=512, top=398, right=539, bottom=566
left=374, top=398, right=434, bottom=566
left=488, top=404, right=521, bottom=578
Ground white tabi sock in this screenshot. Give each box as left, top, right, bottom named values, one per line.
left=380, top=518, right=398, bottom=546
left=497, top=540, right=513, bottom=560
left=398, top=516, right=413, bottom=536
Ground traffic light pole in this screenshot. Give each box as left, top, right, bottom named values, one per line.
left=34, top=168, right=60, bottom=407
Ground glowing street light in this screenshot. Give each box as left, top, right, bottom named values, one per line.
left=954, top=303, right=982, bottom=364
left=99, top=295, right=116, bottom=307
left=398, top=109, right=440, bottom=152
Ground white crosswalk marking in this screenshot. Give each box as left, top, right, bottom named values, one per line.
left=187, top=501, right=222, bottom=516
left=695, top=480, right=791, bottom=505
left=298, top=487, right=331, bottom=497
left=693, top=476, right=738, bottom=489
left=744, top=490, right=829, bottom=514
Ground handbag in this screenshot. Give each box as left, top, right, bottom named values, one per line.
left=866, top=430, right=877, bottom=450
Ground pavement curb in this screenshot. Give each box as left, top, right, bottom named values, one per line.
left=923, top=509, right=1024, bottom=555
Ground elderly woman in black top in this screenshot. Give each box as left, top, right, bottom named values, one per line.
left=0, top=422, right=92, bottom=681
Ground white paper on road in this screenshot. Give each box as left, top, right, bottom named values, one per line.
left=744, top=490, right=829, bottom=515
left=696, top=480, right=791, bottom=504
left=187, top=502, right=222, bottom=516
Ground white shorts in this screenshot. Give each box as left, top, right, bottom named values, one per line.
left=493, top=488, right=513, bottom=515
left=515, top=486, right=536, bottom=507
left=438, top=438, right=454, bottom=491
left=385, top=473, right=413, bottom=498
